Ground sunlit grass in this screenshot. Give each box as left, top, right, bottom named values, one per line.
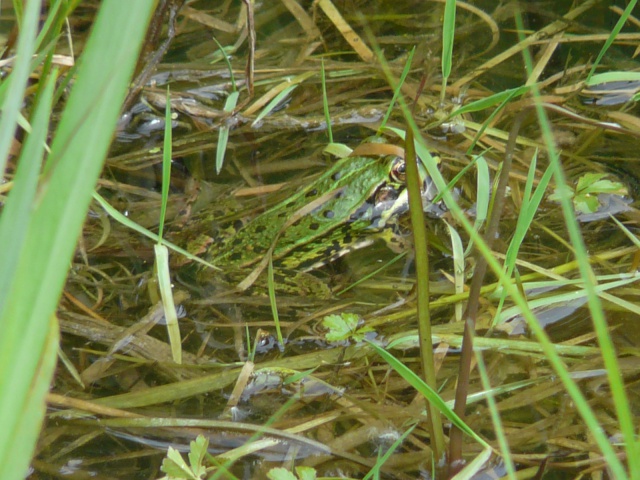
left=0, top=2, right=155, bottom=479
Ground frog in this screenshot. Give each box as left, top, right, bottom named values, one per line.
left=188, top=137, right=438, bottom=297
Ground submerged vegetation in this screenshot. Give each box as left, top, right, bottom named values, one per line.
left=1, top=0, right=640, bottom=478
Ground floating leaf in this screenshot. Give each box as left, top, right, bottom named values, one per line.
left=576, top=173, right=627, bottom=196
left=574, top=194, right=601, bottom=214
left=267, top=467, right=298, bottom=480
left=548, top=183, right=574, bottom=203
left=188, top=435, right=208, bottom=478
left=322, top=313, right=374, bottom=342
left=550, top=173, right=631, bottom=214
left=295, top=466, right=317, bottom=480
left=161, top=447, right=199, bottom=480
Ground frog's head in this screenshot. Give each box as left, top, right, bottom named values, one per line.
left=348, top=150, right=438, bottom=231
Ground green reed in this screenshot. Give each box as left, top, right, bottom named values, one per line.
left=0, top=2, right=155, bottom=478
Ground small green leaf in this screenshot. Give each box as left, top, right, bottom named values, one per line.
left=295, top=466, right=317, bottom=480
left=161, top=447, right=197, bottom=479
left=252, top=84, right=298, bottom=125
left=548, top=184, right=574, bottom=203
left=188, top=435, right=208, bottom=478
left=574, top=194, right=600, bottom=214
left=559, top=173, right=630, bottom=214
left=575, top=172, right=606, bottom=190
left=267, top=467, right=298, bottom=480
left=592, top=180, right=626, bottom=195
left=321, top=313, right=374, bottom=342
left=584, top=180, right=627, bottom=196
left=575, top=173, right=627, bottom=196
left=322, top=313, right=358, bottom=341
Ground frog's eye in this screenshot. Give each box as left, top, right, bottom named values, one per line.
left=390, top=158, right=406, bottom=183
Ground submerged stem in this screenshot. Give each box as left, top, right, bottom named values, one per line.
left=405, top=128, right=446, bottom=463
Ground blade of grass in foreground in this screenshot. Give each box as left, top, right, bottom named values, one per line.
left=370, top=24, right=628, bottom=477
left=0, top=69, right=56, bottom=314
left=404, top=128, right=446, bottom=462
left=0, top=0, right=40, bottom=175
left=155, top=87, right=182, bottom=364
left=0, top=45, right=58, bottom=480
left=368, top=342, right=488, bottom=449
left=0, top=2, right=155, bottom=478
left=516, top=9, right=635, bottom=477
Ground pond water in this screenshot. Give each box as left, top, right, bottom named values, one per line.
left=34, top=1, right=640, bottom=479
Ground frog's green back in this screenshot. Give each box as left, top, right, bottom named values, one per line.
left=207, top=154, right=397, bottom=269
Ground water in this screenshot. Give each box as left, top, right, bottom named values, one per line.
left=33, top=1, right=640, bottom=478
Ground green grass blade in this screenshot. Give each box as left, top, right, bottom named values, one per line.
left=267, top=258, right=284, bottom=350
left=0, top=68, right=56, bottom=313
left=444, top=221, right=464, bottom=321
left=586, top=71, right=640, bottom=86
left=158, top=87, right=172, bottom=241
left=440, top=0, right=456, bottom=102
left=368, top=342, right=489, bottom=449
left=0, top=0, right=40, bottom=176
left=34, top=0, right=64, bottom=52
left=611, top=215, right=640, bottom=248
left=321, top=59, right=333, bottom=144
left=463, top=155, right=489, bottom=255
left=0, top=63, right=57, bottom=479
left=0, top=317, right=59, bottom=479
left=155, top=87, right=181, bottom=364
left=92, top=192, right=219, bottom=270
left=212, top=34, right=239, bottom=175
left=0, top=3, right=155, bottom=478
left=211, top=35, right=237, bottom=90
left=515, top=10, right=634, bottom=477
left=155, top=245, right=182, bottom=364
left=252, top=84, right=298, bottom=126
left=452, top=85, right=530, bottom=117
left=216, top=91, right=240, bottom=174
left=379, top=46, right=415, bottom=133
left=586, top=0, right=637, bottom=82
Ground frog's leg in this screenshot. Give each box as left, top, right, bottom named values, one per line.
left=379, top=226, right=413, bottom=254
